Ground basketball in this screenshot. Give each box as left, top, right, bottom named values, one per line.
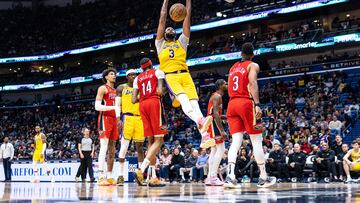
left=169, top=3, right=187, bottom=22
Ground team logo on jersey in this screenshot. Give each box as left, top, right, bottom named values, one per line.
left=109, top=93, right=116, bottom=99
left=163, top=43, right=180, bottom=49
left=125, top=89, right=133, bottom=95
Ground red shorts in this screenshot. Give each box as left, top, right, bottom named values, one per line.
left=98, top=114, right=119, bottom=141
left=207, top=118, right=224, bottom=144
left=140, top=98, right=168, bottom=137
left=226, top=98, right=263, bottom=135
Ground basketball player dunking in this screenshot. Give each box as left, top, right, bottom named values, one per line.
left=156, top=0, right=214, bottom=149
left=225, top=43, right=276, bottom=188
left=95, top=68, right=119, bottom=186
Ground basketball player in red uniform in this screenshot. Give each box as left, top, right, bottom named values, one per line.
left=95, top=68, right=119, bottom=186
left=205, top=79, right=227, bottom=186
left=132, top=58, right=167, bottom=187
left=225, top=43, right=276, bottom=188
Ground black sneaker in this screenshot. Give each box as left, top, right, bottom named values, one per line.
left=117, top=176, right=124, bottom=186
left=257, top=176, right=276, bottom=188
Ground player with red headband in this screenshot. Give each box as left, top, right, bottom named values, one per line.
left=132, top=58, right=167, bottom=187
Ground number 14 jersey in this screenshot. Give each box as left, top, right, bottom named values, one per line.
left=228, top=60, right=253, bottom=100
left=134, top=69, right=165, bottom=101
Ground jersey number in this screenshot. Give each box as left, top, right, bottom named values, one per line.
left=232, top=76, right=239, bottom=91
left=169, top=49, right=175, bottom=58
left=141, top=81, right=152, bottom=94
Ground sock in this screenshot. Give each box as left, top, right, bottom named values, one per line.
left=107, top=171, right=112, bottom=179
left=119, top=162, right=125, bottom=176
left=190, top=100, right=204, bottom=118
left=212, top=143, right=225, bottom=177
left=347, top=175, right=351, bottom=179
left=227, top=163, right=236, bottom=179
left=209, top=146, right=216, bottom=177
left=140, top=159, right=150, bottom=173
left=250, top=133, right=267, bottom=180
left=177, top=94, right=202, bottom=124
left=99, top=138, right=109, bottom=172
left=151, top=166, right=157, bottom=178
left=228, top=133, right=243, bottom=163
left=138, top=162, right=142, bottom=169
left=147, top=167, right=151, bottom=181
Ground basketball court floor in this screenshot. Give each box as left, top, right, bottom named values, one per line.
left=0, top=182, right=359, bottom=202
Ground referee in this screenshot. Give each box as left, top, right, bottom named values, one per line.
left=0, top=137, right=14, bottom=182
left=77, top=128, right=95, bottom=182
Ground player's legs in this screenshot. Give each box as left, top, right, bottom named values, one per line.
left=135, top=142, right=144, bottom=167
left=106, top=140, right=116, bottom=182
left=208, top=143, right=225, bottom=186
left=117, top=137, right=130, bottom=185
left=343, top=160, right=353, bottom=182
left=31, top=160, right=39, bottom=183
left=227, top=133, right=243, bottom=180
left=98, top=137, right=109, bottom=179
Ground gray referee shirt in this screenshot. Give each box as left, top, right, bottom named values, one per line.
left=80, top=138, right=92, bottom=152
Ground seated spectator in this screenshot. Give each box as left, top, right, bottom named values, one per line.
left=328, top=116, right=342, bottom=136
left=170, top=148, right=185, bottom=183
left=300, top=138, right=312, bottom=154
left=159, top=148, right=172, bottom=182
left=180, top=149, right=198, bottom=183
left=235, top=148, right=257, bottom=182
left=193, top=149, right=208, bottom=182
left=288, top=143, right=307, bottom=181
left=312, top=142, right=336, bottom=181
left=332, top=135, right=343, bottom=156
left=343, top=141, right=360, bottom=183
left=266, top=143, right=289, bottom=182
left=334, top=143, right=349, bottom=181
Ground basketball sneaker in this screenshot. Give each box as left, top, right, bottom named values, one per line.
left=107, top=178, right=116, bottom=186
left=134, top=169, right=146, bottom=186
left=224, top=176, right=240, bottom=189
left=257, top=176, right=276, bottom=188
left=200, top=133, right=216, bottom=149
left=206, top=176, right=224, bottom=186
left=117, top=176, right=124, bottom=186
left=98, top=177, right=110, bottom=186
left=198, top=116, right=213, bottom=134
left=148, top=178, right=166, bottom=187
left=75, top=177, right=80, bottom=182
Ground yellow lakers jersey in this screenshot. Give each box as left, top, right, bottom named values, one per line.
left=352, top=149, right=360, bottom=161
left=121, top=84, right=140, bottom=115
left=35, top=133, right=44, bottom=152
left=158, top=40, right=188, bottom=73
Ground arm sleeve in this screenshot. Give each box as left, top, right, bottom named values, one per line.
left=115, top=96, right=121, bottom=118
left=133, top=77, right=139, bottom=89
left=155, top=38, right=165, bottom=55
left=95, top=100, right=116, bottom=111
left=178, top=34, right=189, bottom=51
left=155, top=70, right=165, bottom=79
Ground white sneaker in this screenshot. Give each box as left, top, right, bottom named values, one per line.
left=257, top=176, right=276, bottom=188
left=345, top=178, right=354, bottom=183
left=224, top=176, right=240, bottom=189
left=51, top=177, right=56, bottom=183
left=31, top=179, right=40, bottom=183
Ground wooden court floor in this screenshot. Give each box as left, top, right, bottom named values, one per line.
left=0, top=182, right=359, bottom=202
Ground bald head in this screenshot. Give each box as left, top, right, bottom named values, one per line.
left=294, top=143, right=301, bottom=153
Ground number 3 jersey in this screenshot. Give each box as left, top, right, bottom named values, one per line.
left=134, top=69, right=165, bottom=101
left=155, top=34, right=189, bottom=73
left=228, top=60, right=253, bottom=100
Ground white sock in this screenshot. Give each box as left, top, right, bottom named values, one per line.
left=99, top=138, right=109, bottom=172
left=227, top=163, right=236, bottom=179
left=140, top=159, right=150, bottom=173
left=347, top=175, right=351, bottom=179
left=107, top=172, right=112, bottom=179
left=209, top=146, right=217, bottom=177
left=138, top=162, right=142, bottom=169
left=152, top=166, right=157, bottom=178
left=119, top=162, right=125, bottom=176
left=177, top=94, right=202, bottom=124
left=250, top=133, right=267, bottom=180
left=212, top=143, right=225, bottom=177
left=190, top=99, right=204, bottom=118
left=228, top=132, right=243, bottom=165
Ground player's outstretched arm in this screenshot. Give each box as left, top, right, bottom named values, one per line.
left=95, top=86, right=116, bottom=111
left=156, top=0, right=170, bottom=40
left=182, top=0, right=191, bottom=38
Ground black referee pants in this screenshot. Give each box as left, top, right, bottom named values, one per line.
left=79, top=151, right=94, bottom=180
